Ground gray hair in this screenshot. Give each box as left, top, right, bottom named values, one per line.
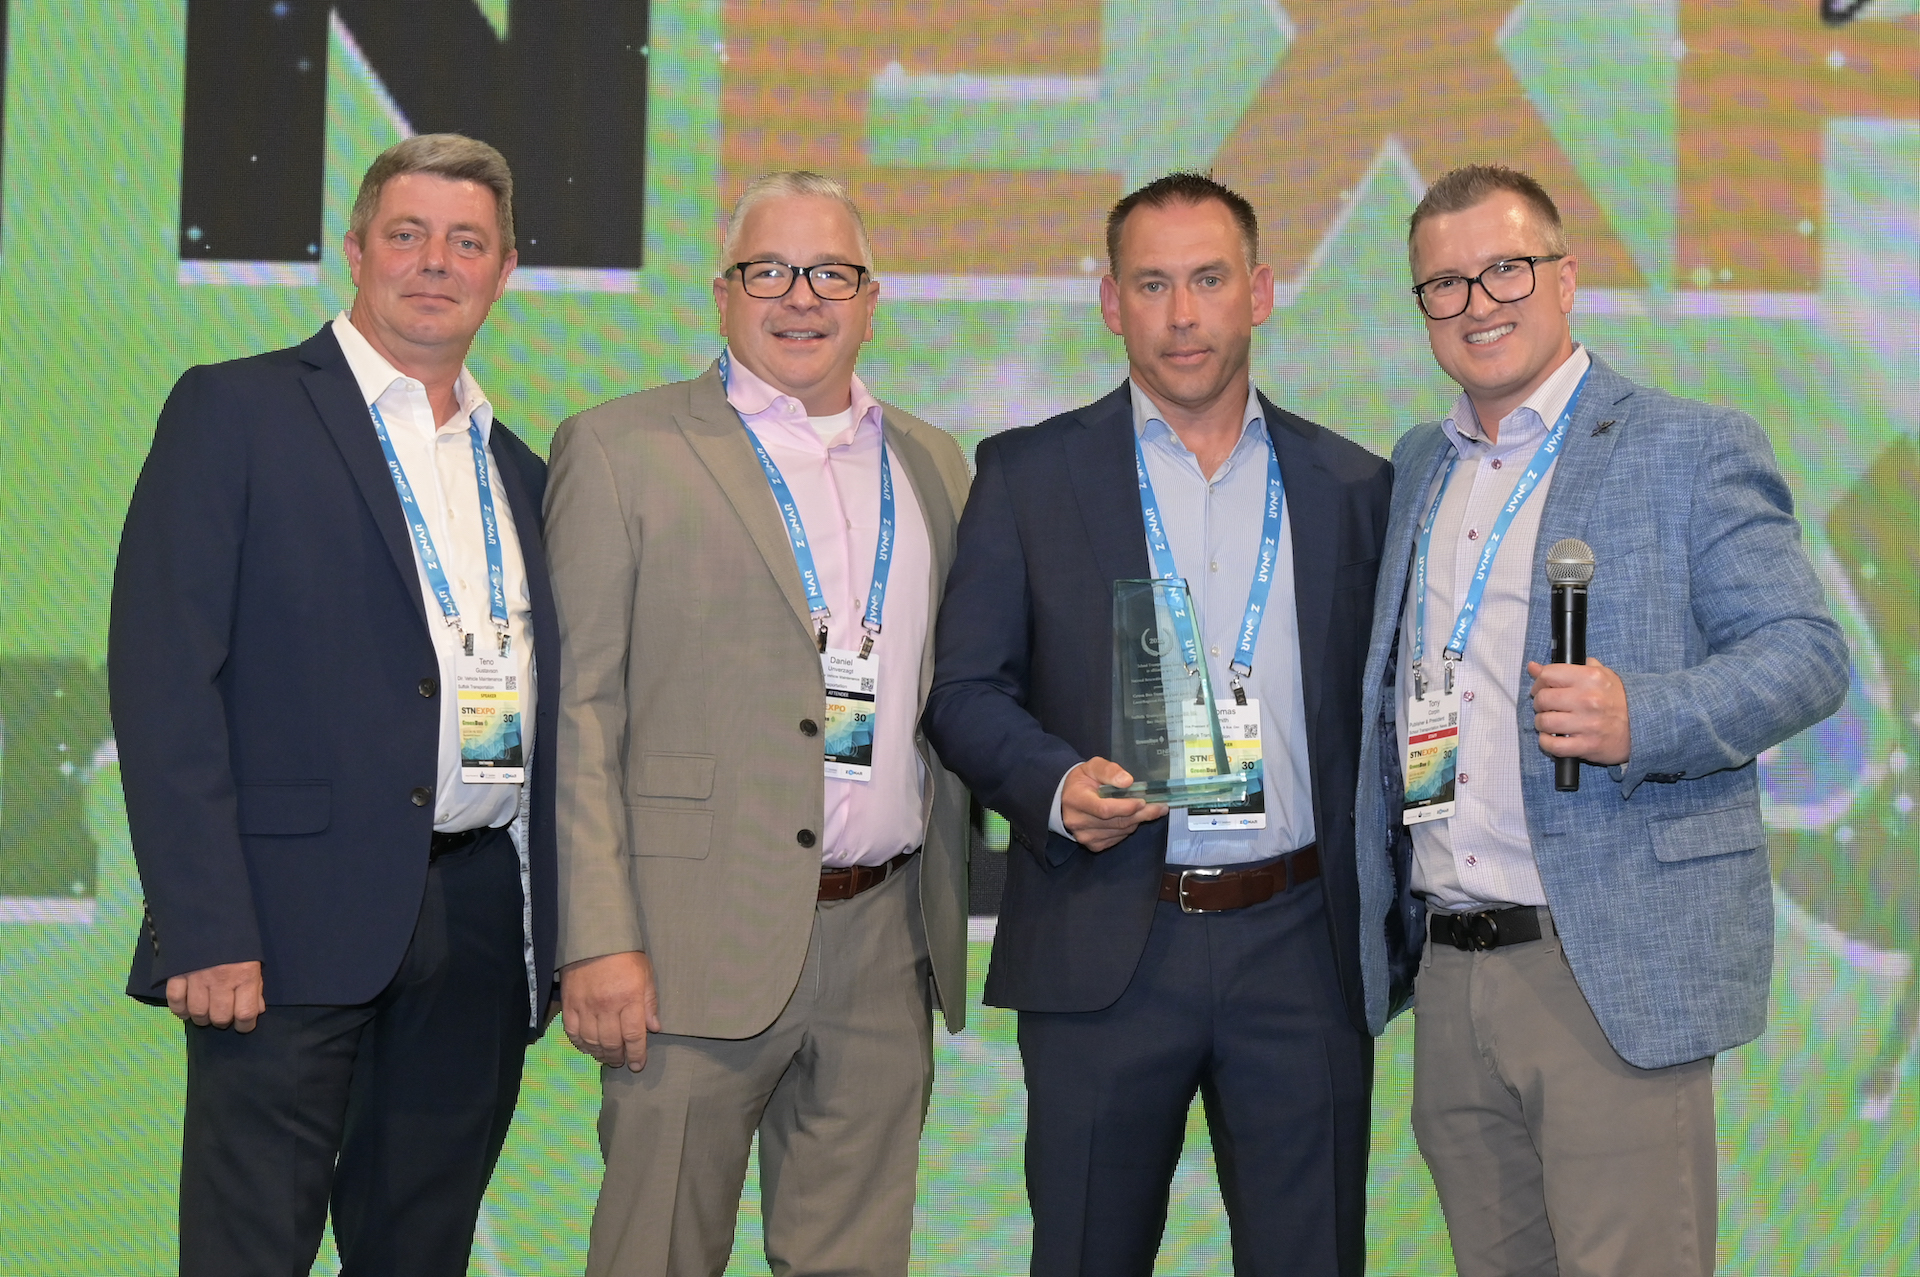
left=720, top=171, right=874, bottom=271
left=349, top=133, right=515, bottom=252
left=1408, top=163, right=1568, bottom=268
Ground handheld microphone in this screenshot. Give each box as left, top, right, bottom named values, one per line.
left=1545, top=539, right=1596, bottom=792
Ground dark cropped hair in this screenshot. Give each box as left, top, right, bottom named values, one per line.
left=1407, top=164, right=1567, bottom=262
left=1106, top=172, right=1259, bottom=276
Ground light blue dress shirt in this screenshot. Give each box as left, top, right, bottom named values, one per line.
left=1047, top=379, right=1319, bottom=865
left=1134, top=382, right=1316, bottom=865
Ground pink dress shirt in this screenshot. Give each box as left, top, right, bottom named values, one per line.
left=724, top=353, right=934, bottom=868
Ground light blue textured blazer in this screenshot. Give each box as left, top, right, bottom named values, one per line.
left=1353, top=352, right=1849, bottom=1069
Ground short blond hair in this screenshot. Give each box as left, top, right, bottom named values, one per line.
left=1408, top=164, right=1567, bottom=268
left=350, top=134, right=515, bottom=252
left=720, top=171, right=873, bottom=270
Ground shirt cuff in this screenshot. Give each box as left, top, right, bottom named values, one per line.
left=1048, top=767, right=1074, bottom=839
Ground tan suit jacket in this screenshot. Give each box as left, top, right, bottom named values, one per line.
left=545, top=362, right=971, bottom=1036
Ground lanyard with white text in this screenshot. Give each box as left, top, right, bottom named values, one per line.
left=369, top=402, right=510, bottom=647
left=1409, top=368, right=1590, bottom=694
left=1133, top=429, right=1285, bottom=700
left=1228, top=441, right=1286, bottom=704
left=1133, top=433, right=1202, bottom=674
left=720, top=349, right=895, bottom=656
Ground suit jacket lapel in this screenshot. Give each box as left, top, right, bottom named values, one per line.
left=487, top=432, right=559, bottom=678
left=1529, top=355, right=1634, bottom=634
left=882, top=412, right=957, bottom=707
left=298, top=326, right=432, bottom=636
left=1265, top=396, right=1338, bottom=745
left=1066, top=383, right=1153, bottom=587
left=1385, top=430, right=1457, bottom=629
left=676, top=361, right=820, bottom=646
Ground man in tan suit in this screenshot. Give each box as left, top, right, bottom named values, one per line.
left=544, top=171, right=971, bottom=1277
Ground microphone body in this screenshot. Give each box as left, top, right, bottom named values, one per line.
left=1549, top=581, right=1586, bottom=791
left=1544, top=539, right=1597, bottom=794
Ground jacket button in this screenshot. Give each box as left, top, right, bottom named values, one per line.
left=418, top=678, right=438, bottom=698
left=410, top=787, right=432, bottom=807
left=799, top=719, right=819, bottom=737
left=796, top=828, right=817, bottom=848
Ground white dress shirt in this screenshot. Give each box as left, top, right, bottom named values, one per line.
left=330, top=314, right=536, bottom=834
left=1395, top=346, right=1592, bottom=910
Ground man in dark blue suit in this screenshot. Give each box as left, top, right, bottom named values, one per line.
left=924, top=174, right=1392, bottom=1276
left=109, top=135, right=558, bottom=1277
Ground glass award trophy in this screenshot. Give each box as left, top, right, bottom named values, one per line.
left=1098, top=579, right=1249, bottom=807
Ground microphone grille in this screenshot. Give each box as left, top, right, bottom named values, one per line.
left=1545, top=538, right=1596, bottom=586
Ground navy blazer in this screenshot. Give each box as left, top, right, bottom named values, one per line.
left=109, top=325, right=559, bottom=1035
left=924, top=383, right=1392, bottom=1030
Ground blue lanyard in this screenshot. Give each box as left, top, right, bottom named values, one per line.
left=1411, top=368, right=1590, bottom=675
left=720, top=349, right=895, bottom=655
left=369, top=402, right=510, bottom=638
left=1230, top=442, right=1286, bottom=697
left=1133, top=425, right=1285, bottom=688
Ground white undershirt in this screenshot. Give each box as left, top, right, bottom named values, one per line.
left=808, top=407, right=857, bottom=444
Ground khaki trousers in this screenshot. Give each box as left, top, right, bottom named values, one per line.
left=586, top=858, right=934, bottom=1277
left=1412, top=911, right=1718, bottom=1277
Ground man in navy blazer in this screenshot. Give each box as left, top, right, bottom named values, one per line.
left=1352, top=165, right=1848, bottom=1275
left=109, top=136, right=558, bottom=1276
left=925, top=174, right=1391, bottom=1276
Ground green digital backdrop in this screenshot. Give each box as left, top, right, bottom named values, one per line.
left=0, top=1, right=1914, bottom=1273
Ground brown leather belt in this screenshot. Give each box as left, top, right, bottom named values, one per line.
left=818, top=849, right=917, bottom=902
left=1158, top=844, right=1320, bottom=913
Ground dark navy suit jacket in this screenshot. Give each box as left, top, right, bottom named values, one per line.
left=109, top=325, right=559, bottom=1036
left=924, top=383, right=1391, bottom=1030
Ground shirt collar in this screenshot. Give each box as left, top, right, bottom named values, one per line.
left=331, top=313, right=493, bottom=437
left=721, top=347, right=883, bottom=441
left=1442, top=344, right=1590, bottom=459
left=1130, top=379, right=1270, bottom=458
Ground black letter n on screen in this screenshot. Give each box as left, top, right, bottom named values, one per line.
left=180, top=1, right=649, bottom=271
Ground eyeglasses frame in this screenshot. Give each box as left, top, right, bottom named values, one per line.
left=728, top=259, right=872, bottom=302
left=1410, top=255, right=1566, bottom=321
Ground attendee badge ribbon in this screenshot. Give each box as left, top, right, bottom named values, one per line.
left=1402, top=368, right=1589, bottom=823
left=720, top=349, right=894, bottom=783
left=1142, top=433, right=1286, bottom=831
left=369, top=402, right=523, bottom=785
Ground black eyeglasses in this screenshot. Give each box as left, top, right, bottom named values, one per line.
left=729, top=260, right=870, bottom=301
left=1410, top=255, right=1564, bottom=320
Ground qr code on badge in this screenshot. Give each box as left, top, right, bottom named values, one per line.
left=504, top=676, right=518, bottom=690
left=860, top=677, right=875, bottom=694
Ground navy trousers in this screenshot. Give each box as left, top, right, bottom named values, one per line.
left=178, top=825, right=530, bottom=1277
left=1018, top=872, right=1373, bottom=1277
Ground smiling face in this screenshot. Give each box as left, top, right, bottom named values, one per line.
left=1410, top=190, right=1577, bottom=428
left=344, top=172, right=516, bottom=372
left=713, top=194, right=877, bottom=415
left=1099, top=198, right=1274, bottom=426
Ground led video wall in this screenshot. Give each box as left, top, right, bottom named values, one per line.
left=0, top=1, right=1913, bottom=1272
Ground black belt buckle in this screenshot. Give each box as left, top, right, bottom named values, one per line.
left=1437, top=906, right=1541, bottom=951
left=1463, top=911, right=1501, bottom=951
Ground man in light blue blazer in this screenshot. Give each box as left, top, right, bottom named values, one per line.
left=1354, top=165, right=1848, bottom=1276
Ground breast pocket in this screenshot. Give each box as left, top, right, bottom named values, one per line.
left=628, top=753, right=716, bottom=859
